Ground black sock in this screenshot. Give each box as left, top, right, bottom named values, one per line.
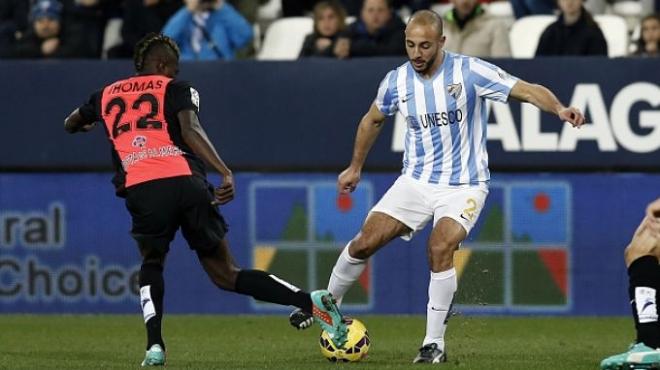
left=139, top=263, right=165, bottom=351
left=235, top=269, right=313, bottom=313
left=629, top=255, right=660, bottom=348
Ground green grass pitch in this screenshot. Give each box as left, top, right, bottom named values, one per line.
left=0, top=315, right=631, bottom=369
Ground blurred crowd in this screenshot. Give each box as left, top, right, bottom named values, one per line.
left=0, top=0, right=657, bottom=59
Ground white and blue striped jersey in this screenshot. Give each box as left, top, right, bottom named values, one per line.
left=374, top=51, right=519, bottom=186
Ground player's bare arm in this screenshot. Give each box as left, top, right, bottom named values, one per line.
left=338, top=103, right=387, bottom=194
left=509, top=80, right=586, bottom=128
left=178, top=109, right=234, bottom=205
left=64, top=108, right=96, bottom=133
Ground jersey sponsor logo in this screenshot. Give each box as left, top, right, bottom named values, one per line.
left=410, top=109, right=464, bottom=129
left=132, top=135, right=147, bottom=148
left=190, top=87, right=200, bottom=110
left=121, top=145, right=185, bottom=169
left=447, top=83, right=463, bottom=100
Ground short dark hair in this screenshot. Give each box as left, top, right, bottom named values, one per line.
left=133, top=33, right=180, bottom=72
left=408, top=10, right=444, bottom=37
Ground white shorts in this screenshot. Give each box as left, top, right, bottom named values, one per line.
left=370, top=175, right=488, bottom=241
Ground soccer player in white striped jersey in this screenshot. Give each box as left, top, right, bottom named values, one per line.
left=289, top=9, right=585, bottom=363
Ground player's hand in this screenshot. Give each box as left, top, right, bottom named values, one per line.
left=212, top=173, right=235, bottom=205
left=558, top=107, right=585, bottom=128
left=338, top=166, right=360, bottom=194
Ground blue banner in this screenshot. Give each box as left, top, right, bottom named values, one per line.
left=0, top=58, right=658, bottom=170
left=0, top=172, right=656, bottom=315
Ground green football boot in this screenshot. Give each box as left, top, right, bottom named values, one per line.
left=310, top=290, right=348, bottom=349
left=601, top=343, right=660, bottom=370
left=141, top=344, right=166, bottom=367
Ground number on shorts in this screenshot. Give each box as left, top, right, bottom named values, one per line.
left=462, top=198, right=477, bottom=221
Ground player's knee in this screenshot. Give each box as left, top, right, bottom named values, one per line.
left=141, top=249, right=166, bottom=267
left=428, top=240, right=458, bottom=258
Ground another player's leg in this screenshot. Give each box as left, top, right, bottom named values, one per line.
left=329, top=212, right=409, bottom=304
left=138, top=246, right=167, bottom=367
left=412, top=217, right=464, bottom=364
left=195, top=239, right=349, bottom=346
left=601, top=218, right=660, bottom=370
left=290, top=212, right=410, bottom=329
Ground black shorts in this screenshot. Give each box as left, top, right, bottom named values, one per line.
left=125, top=175, right=228, bottom=255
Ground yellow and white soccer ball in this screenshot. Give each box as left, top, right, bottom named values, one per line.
left=319, top=318, right=370, bottom=362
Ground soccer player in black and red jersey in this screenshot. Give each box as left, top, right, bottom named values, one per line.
left=601, top=198, right=660, bottom=370
left=64, top=33, right=347, bottom=367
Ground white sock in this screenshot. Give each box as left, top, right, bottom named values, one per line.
left=327, top=244, right=367, bottom=306
left=422, top=268, right=457, bottom=351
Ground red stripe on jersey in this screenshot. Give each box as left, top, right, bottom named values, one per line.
left=101, top=76, right=192, bottom=187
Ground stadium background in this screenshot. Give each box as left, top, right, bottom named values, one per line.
left=0, top=56, right=658, bottom=318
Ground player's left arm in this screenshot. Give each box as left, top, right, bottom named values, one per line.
left=509, top=80, right=585, bottom=128
left=64, top=90, right=101, bottom=134
left=170, top=81, right=234, bottom=205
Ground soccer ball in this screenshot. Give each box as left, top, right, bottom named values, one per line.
left=319, top=317, right=370, bottom=362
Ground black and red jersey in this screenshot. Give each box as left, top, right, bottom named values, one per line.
left=78, top=75, right=206, bottom=196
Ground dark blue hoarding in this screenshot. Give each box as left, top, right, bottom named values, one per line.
left=0, top=58, right=658, bottom=170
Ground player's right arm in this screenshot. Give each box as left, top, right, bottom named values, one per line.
left=64, top=91, right=101, bottom=133
left=338, top=103, right=386, bottom=194
left=64, top=109, right=97, bottom=133
left=339, top=70, right=397, bottom=193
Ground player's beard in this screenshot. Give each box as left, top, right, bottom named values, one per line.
left=410, top=52, right=437, bottom=75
